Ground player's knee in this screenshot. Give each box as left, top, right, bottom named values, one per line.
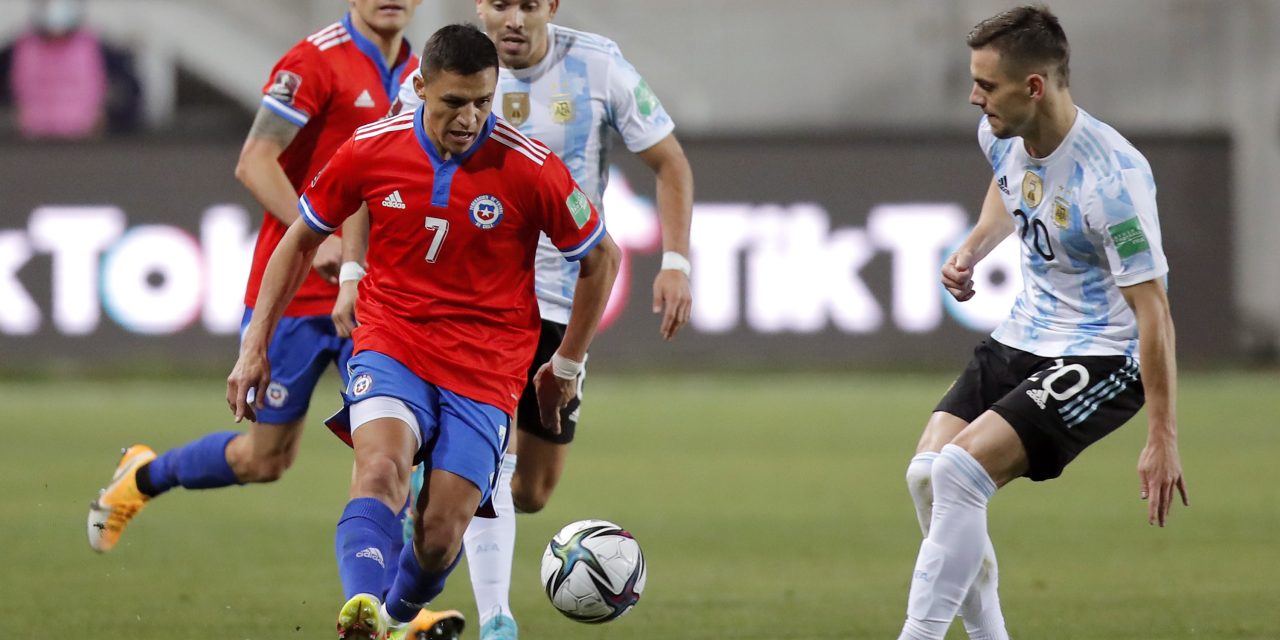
left=510, top=476, right=553, bottom=513
left=353, top=454, right=406, bottom=506
left=905, top=454, right=935, bottom=501
left=414, top=519, right=464, bottom=573
left=244, top=451, right=295, bottom=483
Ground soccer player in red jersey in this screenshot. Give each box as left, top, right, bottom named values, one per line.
left=88, top=0, right=420, bottom=553
left=226, top=24, right=620, bottom=639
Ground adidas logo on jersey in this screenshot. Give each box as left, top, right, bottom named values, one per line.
left=382, top=190, right=406, bottom=209
left=1025, top=388, right=1048, bottom=409
left=354, top=89, right=375, bottom=108
left=997, top=175, right=1011, bottom=195
left=355, top=547, right=385, bottom=568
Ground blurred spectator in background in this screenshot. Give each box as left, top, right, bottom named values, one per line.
left=0, top=0, right=142, bottom=139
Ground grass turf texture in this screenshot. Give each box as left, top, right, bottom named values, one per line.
left=2, top=371, right=1276, bottom=639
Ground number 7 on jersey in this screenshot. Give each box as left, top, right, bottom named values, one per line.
left=424, top=216, right=449, bottom=263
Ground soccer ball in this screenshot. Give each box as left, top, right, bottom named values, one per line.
left=540, top=519, right=647, bottom=623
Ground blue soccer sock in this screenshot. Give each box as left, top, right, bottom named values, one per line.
left=336, top=498, right=401, bottom=602
left=383, top=493, right=412, bottom=599
left=385, top=541, right=463, bottom=624
left=142, top=431, right=241, bottom=496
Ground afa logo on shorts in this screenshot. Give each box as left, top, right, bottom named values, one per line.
left=469, top=195, right=504, bottom=229
left=266, top=381, right=289, bottom=408
left=352, top=374, right=373, bottom=397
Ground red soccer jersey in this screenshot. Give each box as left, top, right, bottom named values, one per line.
left=244, top=13, right=418, bottom=316
left=299, top=109, right=606, bottom=412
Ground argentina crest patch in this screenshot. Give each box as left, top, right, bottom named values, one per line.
left=469, top=195, right=504, bottom=229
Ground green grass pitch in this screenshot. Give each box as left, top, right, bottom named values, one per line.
left=3, top=371, right=1277, bottom=639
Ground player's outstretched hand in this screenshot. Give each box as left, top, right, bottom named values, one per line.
left=533, top=362, right=576, bottom=435
left=312, top=235, right=343, bottom=284
left=1138, top=440, right=1189, bottom=527
left=226, top=351, right=271, bottom=424
left=653, top=270, right=692, bottom=341
left=941, top=252, right=977, bottom=301
left=332, top=280, right=359, bottom=338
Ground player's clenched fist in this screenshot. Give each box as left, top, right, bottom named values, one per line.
left=941, top=252, right=977, bottom=301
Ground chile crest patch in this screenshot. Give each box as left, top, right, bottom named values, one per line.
left=470, top=195, right=504, bottom=229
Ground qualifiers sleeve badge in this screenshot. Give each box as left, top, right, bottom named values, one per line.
left=633, top=79, right=660, bottom=118
left=267, top=70, right=303, bottom=103
left=1107, top=217, right=1151, bottom=258
left=470, top=195, right=505, bottom=229
left=566, top=188, right=591, bottom=229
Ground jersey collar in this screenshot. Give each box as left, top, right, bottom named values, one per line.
left=1024, top=106, right=1083, bottom=166
left=413, top=104, right=496, bottom=168
left=342, top=12, right=413, bottom=102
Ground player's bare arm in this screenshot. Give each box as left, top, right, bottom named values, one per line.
left=227, top=218, right=328, bottom=423
left=331, top=205, right=371, bottom=338
left=944, top=176, right=1016, bottom=301
left=1122, top=278, right=1188, bottom=527
left=636, top=133, right=694, bottom=341
left=235, top=105, right=343, bottom=282
left=535, top=234, right=621, bottom=433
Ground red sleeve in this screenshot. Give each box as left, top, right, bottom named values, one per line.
left=298, top=138, right=362, bottom=235
left=260, top=42, right=331, bottom=127
left=532, top=154, right=606, bottom=263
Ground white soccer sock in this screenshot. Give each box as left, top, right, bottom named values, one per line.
left=906, top=452, right=1009, bottom=640
left=899, top=445, right=997, bottom=640
left=906, top=452, right=939, bottom=536
left=959, top=535, right=1008, bottom=640
left=464, top=454, right=517, bottom=626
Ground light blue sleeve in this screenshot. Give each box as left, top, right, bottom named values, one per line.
left=605, top=42, right=675, bottom=153
left=1085, top=169, right=1169, bottom=287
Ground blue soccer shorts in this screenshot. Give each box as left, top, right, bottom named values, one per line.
left=328, top=350, right=511, bottom=506
left=240, top=308, right=353, bottom=425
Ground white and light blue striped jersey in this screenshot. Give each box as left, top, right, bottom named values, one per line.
left=398, top=24, right=675, bottom=323
left=980, top=107, right=1168, bottom=358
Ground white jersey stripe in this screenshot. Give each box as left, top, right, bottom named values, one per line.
left=496, top=123, right=550, bottom=155
left=494, top=122, right=550, bottom=156
left=356, top=112, right=415, bottom=136
left=490, top=133, right=546, bottom=166
left=307, top=23, right=344, bottom=43
left=316, top=35, right=351, bottom=52
left=355, top=122, right=414, bottom=140
left=491, top=127, right=548, bottom=160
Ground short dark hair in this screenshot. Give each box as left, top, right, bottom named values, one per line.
left=967, top=5, right=1070, bottom=86
left=420, top=23, right=498, bottom=82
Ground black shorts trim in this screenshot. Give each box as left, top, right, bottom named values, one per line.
left=515, top=319, right=584, bottom=445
